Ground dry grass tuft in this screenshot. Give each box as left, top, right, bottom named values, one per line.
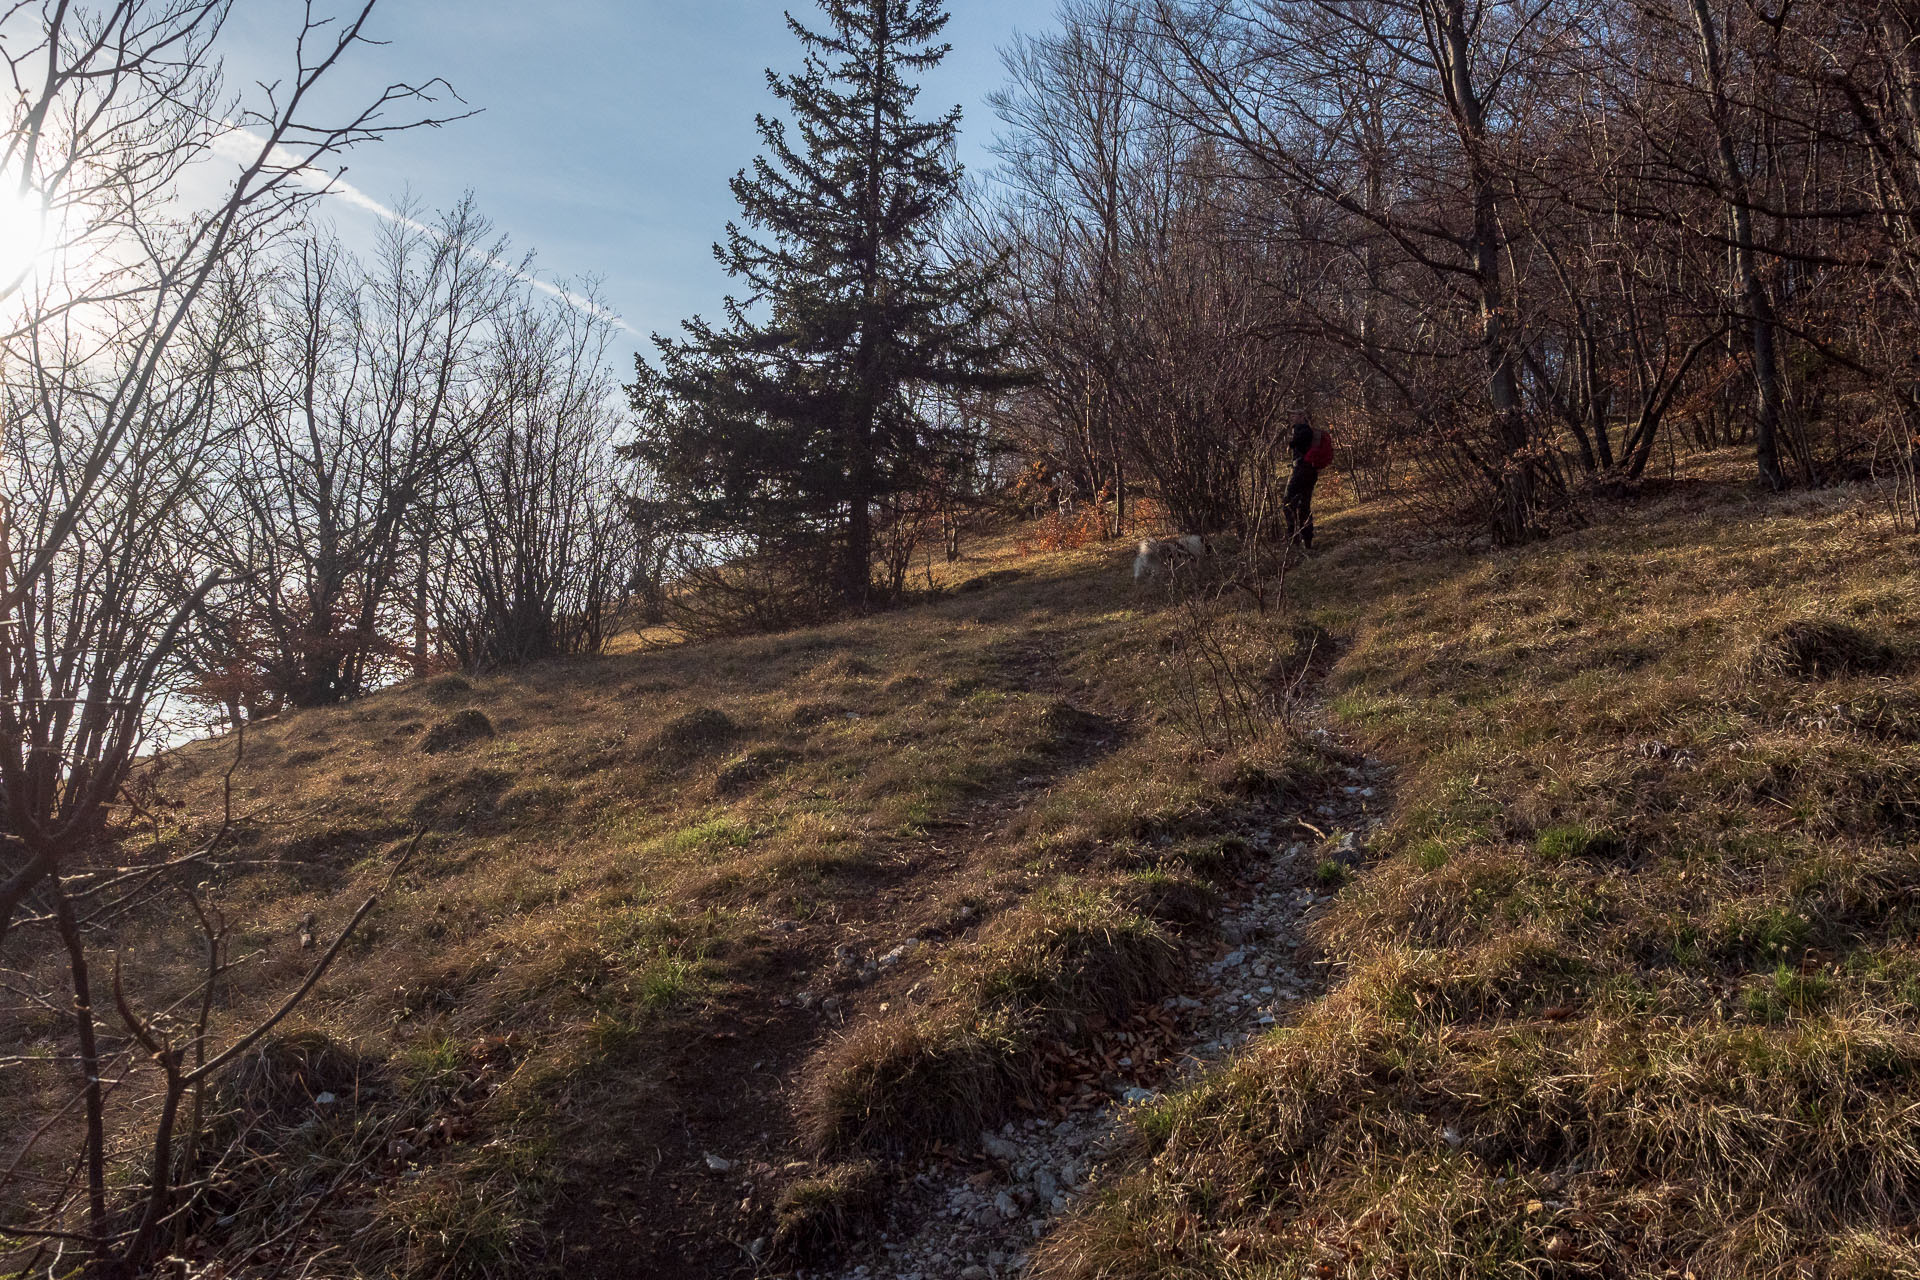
left=220, top=1028, right=383, bottom=1124
left=815, top=652, right=878, bottom=679
left=1115, top=870, right=1220, bottom=936
left=650, top=706, right=742, bottom=756
left=422, top=708, right=495, bottom=753
left=960, top=886, right=1185, bottom=1034
left=1746, top=618, right=1901, bottom=681
left=799, top=1008, right=1034, bottom=1157
left=714, top=745, right=799, bottom=796
left=801, top=886, right=1185, bottom=1156
left=422, top=673, right=476, bottom=703
left=772, top=1160, right=886, bottom=1261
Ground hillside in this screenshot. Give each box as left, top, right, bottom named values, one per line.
left=6, top=459, right=1916, bottom=1280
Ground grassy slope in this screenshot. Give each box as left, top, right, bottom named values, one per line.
left=7, top=459, right=1912, bottom=1280
left=1039, top=466, right=1920, bottom=1278
left=3, top=532, right=1324, bottom=1279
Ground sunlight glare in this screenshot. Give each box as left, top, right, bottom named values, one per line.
left=0, top=183, right=50, bottom=287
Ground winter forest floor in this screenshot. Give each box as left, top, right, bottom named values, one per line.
left=5, top=451, right=1919, bottom=1280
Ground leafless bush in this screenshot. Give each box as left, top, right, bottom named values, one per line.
left=437, top=281, right=635, bottom=669
left=1879, top=411, right=1920, bottom=535
left=1334, top=409, right=1400, bottom=502
left=1145, top=518, right=1312, bottom=753
left=658, top=545, right=845, bottom=640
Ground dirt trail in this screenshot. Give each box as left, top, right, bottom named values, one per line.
left=799, top=728, right=1394, bottom=1280
left=585, top=624, right=1138, bottom=1279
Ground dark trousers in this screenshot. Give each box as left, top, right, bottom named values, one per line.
left=1285, top=461, right=1320, bottom=548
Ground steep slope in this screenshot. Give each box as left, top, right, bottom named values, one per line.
left=9, top=460, right=1911, bottom=1280
left=1038, top=469, right=1920, bottom=1278
left=3, top=530, right=1332, bottom=1279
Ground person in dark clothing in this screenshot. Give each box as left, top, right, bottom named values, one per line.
left=1284, top=419, right=1334, bottom=548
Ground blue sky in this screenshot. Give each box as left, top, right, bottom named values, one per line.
left=223, top=0, right=1041, bottom=360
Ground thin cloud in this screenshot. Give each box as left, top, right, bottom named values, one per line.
left=213, top=128, right=639, bottom=335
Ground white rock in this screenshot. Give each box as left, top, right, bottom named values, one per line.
left=314, top=1092, right=337, bottom=1106
left=704, top=1153, right=735, bottom=1173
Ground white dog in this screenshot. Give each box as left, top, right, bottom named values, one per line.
left=1133, top=535, right=1208, bottom=584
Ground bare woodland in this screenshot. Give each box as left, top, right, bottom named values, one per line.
left=987, top=0, right=1920, bottom=542
left=4, top=0, right=1920, bottom=1274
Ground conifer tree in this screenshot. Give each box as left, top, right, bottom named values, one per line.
left=628, top=0, right=997, bottom=612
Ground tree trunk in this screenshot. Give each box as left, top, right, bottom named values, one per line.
left=1430, top=0, right=1533, bottom=539
left=1688, top=0, right=1789, bottom=490
left=842, top=0, right=892, bottom=611
left=412, top=540, right=431, bottom=678
left=846, top=411, right=875, bottom=609
left=55, top=892, right=108, bottom=1246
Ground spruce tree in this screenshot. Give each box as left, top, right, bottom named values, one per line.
left=628, top=0, right=996, bottom=613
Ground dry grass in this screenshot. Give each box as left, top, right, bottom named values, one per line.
left=1744, top=617, right=1903, bottom=681
left=2, top=524, right=1328, bottom=1278
left=34, top=457, right=1890, bottom=1278
left=1036, top=462, right=1920, bottom=1279
left=799, top=883, right=1188, bottom=1157
left=771, top=1159, right=886, bottom=1260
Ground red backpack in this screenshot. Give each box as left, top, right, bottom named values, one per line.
left=1304, top=429, right=1335, bottom=470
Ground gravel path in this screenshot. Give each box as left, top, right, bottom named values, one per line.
left=801, top=736, right=1393, bottom=1280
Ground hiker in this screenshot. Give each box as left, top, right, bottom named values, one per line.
left=1285, top=418, right=1334, bottom=549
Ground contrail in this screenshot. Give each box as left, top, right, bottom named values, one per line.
left=215, top=128, right=640, bottom=335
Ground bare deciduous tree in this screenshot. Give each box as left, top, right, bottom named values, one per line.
left=0, top=3, right=460, bottom=1272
